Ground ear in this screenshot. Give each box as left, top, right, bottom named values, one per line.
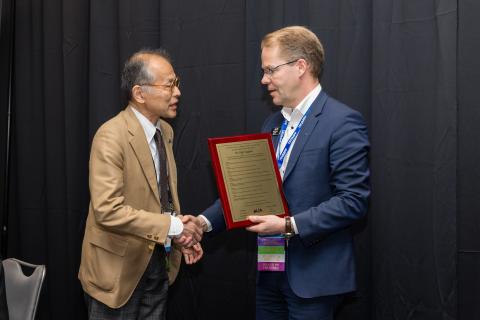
left=131, top=85, right=146, bottom=104
left=297, top=59, right=308, bottom=77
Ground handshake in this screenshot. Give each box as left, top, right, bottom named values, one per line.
left=173, top=215, right=208, bottom=265
left=170, top=213, right=286, bottom=265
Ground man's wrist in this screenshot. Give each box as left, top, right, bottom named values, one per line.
left=284, top=216, right=293, bottom=238
left=199, top=219, right=208, bottom=232
left=198, top=215, right=212, bottom=232
left=168, top=215, right=184, bottom=237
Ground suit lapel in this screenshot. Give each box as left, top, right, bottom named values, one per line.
left=282, top=91, right=328, bottom=182
left=265, top=115, right=284, bottom=153
left=124, top=106, right=161, bottom=205
left=272, top=132, right=280, bottom=152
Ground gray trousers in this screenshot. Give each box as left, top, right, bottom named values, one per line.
left=84, top=246, right=168, bottom=320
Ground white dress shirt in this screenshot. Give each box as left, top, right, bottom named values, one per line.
left=131, top=106, right=183, bottom=236
left=277, top=84, right=321, bottom=179
left=276, top=84, right=322, bottom=234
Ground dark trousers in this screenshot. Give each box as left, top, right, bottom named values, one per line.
left=256, top=271, right=341, bottom=320
left=84, top=246, right=168, bottom=320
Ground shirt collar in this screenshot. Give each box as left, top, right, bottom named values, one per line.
left=130, top=106, right=161, bottom=143
left=281, top=84, right=322, bottom=121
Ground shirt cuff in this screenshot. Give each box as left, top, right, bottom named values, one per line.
left=168, top=215, right=184, bottom=237
left=290, top=216, right=299, bottom=234
left=198, top=215, right=213, bottom=232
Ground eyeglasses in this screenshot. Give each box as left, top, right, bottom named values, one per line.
left=142, top=76, right=180, bottom=91
left=262, top=59, right=299, bottom=77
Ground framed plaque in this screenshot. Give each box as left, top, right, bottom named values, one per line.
left=208, top=133, right=289, bottom=230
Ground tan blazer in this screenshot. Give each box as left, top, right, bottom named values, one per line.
left=78, top=106, right=182, bottom=308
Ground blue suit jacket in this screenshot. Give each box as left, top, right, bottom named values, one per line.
left=203, top=91, right=370, bottom=298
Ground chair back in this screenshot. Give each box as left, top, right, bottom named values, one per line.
left=2, top=258, right=46, bottom=320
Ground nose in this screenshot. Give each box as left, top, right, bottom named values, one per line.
left=173, top=85, right=181, bottom=97
left=261, top=73, right=270, bottom=85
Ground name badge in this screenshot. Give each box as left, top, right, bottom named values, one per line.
left=271, top=127, right=281, bottom=136
left=257, top=236, right=285, bottom=271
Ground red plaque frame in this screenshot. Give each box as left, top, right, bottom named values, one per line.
left=208, top=133, right=289, bottom=230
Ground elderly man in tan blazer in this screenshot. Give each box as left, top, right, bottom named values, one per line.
left=79, top=49, right=205, bottom=319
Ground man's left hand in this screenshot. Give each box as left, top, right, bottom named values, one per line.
left=246, top=215, right=286, bottom=235
left=181, top=243, right=204, bottom=265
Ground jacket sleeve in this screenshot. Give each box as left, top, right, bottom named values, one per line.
left=293, top=111, right=370, bottom=246
left=202, top=199, right=227, bottom=235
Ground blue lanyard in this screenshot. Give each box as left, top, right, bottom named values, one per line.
left=276, top=108, right=311, bottom=168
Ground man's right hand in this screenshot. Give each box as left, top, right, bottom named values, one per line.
left=174, top=215, right=205, bottom=247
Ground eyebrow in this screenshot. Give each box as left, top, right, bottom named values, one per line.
left=161, top=77, right=175, bottom=84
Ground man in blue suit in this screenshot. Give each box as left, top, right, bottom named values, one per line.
left=199, top=26, right=370, bottom=319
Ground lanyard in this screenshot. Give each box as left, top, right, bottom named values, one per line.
left=276, top=108, right=311, bottom=168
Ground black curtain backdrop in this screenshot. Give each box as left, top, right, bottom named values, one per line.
left=0, top=0, right=14, bottom=257
left=1, top=0, right=478, bottom=319
left=458, top=1, right=480, bottom=319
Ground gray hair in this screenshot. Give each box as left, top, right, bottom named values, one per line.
left=121, top=48, right=171, bottom=100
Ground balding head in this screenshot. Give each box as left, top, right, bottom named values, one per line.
left=121, top=49, right=172, bottom=101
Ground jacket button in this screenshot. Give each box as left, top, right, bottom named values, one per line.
left=148, top=244, right=155, bottom=251
left=154, top=236, right=159, bottom=240
left=147, top=234, right=152, bottom=238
